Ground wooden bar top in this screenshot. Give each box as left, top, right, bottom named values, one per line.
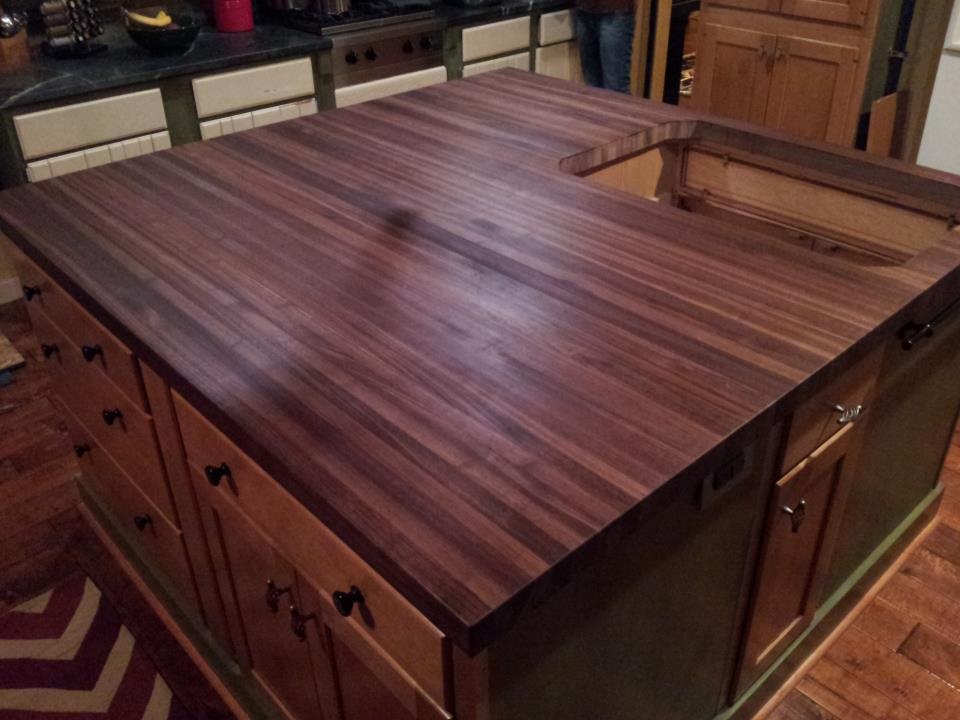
left=2, top=71, right=960, bottom=654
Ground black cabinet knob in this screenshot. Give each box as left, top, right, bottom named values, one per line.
left=265, top=579, right=291, bottom=613
left=364, top=47, right=377, bottom=61
left=289, top=606, right=317, bottom=641
left=41, top=343, right=59, bottom=359
left=23, top=285, right=41, bottom=301
left=402, top=40, right=414, bottom=53
left=81, top=344, right=103, bottom=362
left=345, top=50, right=358, bottom=64
left=204, top=462, right=231, bottom=487
left=133, top=514, right=153, bottom=531
left=102, top=408, right=123, bottom=426
left=332, top=586, right=364, bottom=617
left=419, top=36, right=432, bottom=50
left=74, top=443, right=90, bottom=458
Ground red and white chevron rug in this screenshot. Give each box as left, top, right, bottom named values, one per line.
left=0, top=576, right=193, bottom=720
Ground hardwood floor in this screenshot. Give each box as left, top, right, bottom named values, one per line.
left=1, top=295, right=959, bottom=720
left=766, top=425, right=960, bottom=720
left=0, top=299, right=234, bottom=720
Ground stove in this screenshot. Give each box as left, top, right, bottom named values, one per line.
left=283, top=0, right=436, bottom=35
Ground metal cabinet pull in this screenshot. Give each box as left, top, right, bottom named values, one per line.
left=81, top=344, right=103, bottom=362
left=133, top=514, right=153, bottom=532
left=832, top=403, right=863, bottom=426
left=22, top=285, right=41, bottom=301
left=332, top=586, right=364, bottom=618
left=102, top=408, right=123, bottom=426
left=74, top=443, right=90, bottom=458
left=204, top=462, right=231, bottom=487
left=265, top=579, right=291, bottom=614
left=289, top=606, right=317, bottom=642
left=41, top=343, right=59, bottom=359
left=781, top=500, right=807, bottom=533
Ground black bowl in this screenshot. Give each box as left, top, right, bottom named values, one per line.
left=126, top=15, right=200, bottom=55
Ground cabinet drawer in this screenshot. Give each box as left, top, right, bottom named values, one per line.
left=14, top=252, right=147, bottom=409
left=192, top=58, right=315, bottom=119
left=781, top=346, right=882, bottom=472
left=463, top=52, right=530, bottom=78
left=14, top=89, right=166, bottom=161
left=173, top=392, right=449, bottom=708
left=25, top=132, right=172, bottom=183
left=62, top=400, right=195, bottom=608
left=335, top=66, right=447, bottom=108
left=35, top=313, right=173, bottom=520
left=539, top=10, right=574, bottom=45
left=535, top=41, right=582, bottom=83
left=462, top=17, right=531, bottom=63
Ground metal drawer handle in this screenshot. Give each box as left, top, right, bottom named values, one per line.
left=781, top=500, right=807, bottom=533
left=74, top=443, right=90, bottom=458
left=133, top=514, right=153, bottom=532
left=332, top=586, right=364, bottom=618
left=832, top=403, right=863, bottom=425
left=102, top=408, right=123, bottom=426
left=204, top=462, right=231, bottom=487
left=23, top=285, right=41, bottom=301
left=265, top=580, right=291, bottom=614
left=41, top=343, right=59, bottom=359
left=290, top=606, right=317, bottom=642
left=81, top=344, right=103, bottom=362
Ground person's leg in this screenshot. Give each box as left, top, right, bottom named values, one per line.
left=575, top=11, right=603, bottom=88
left=597, top=11, right=635, bottom=93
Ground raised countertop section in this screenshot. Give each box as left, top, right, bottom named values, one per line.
left=0, top=23, right=328, bottom=110
left=2, top=72, right=960, bottom=654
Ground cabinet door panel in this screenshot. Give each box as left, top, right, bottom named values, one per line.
left=204, top=488, right=326, bottom=720
left=705, top=0, right=780, bottom=11
left=764, top=37, right=859, bottom=144
left=694, top=24, right=774, bottom=125
left=779, top=0, right=868, bottom=26
left=737, top=424, right=857, bottom=693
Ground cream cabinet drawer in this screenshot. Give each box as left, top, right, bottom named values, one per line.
left=462, top=16, right=531, bottom=62
left=539, top=10, right=575, bottom=45
left=14, top=89, right=166, bottom=161
left=173, top=392, right=449, bottom=708
left=199, top=98, right=318, bottom=140
left=463, top=52, right=530, bottom=77
left=192, top=57, right=316, bottom=119
left=535, top=41, right=583, bottom=83
left=335, top=66, right=447, bottom=108
left=25, top=131, right=171, bottom=182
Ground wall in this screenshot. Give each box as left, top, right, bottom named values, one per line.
left=916, top=1, right=960, bottom=174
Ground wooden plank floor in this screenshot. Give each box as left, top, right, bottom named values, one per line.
left=0, top=300, right=234, bottom=720
left=1, top=296, right=959, bottom=720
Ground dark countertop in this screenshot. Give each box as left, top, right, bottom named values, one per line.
left=0, top=0, right=573, bottom=111
left=6, top=72, right=958, bottom=656
left=0, top=23, right=328, bottom=110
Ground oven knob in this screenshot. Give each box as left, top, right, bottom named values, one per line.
left=402, top=40, right=414, bottom=53
left=364, top=47, right=377, bottom=61
left=345, top=50, right=358, bottom=64
left=420, top=36, right=432, bottom=50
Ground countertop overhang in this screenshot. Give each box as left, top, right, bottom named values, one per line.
left=2, top=71, right=960, bottom=654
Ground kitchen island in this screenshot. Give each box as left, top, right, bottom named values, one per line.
left=1, top=71, right=959, bottom=720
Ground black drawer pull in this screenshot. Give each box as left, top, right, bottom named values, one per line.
left=204, top=462, right=231, bottom=487
left=102, top=408, right=123, bottom=426
left=265, top=579, right=291, bottom=614
left=81, top=344, right=103, bottom=362
left=23, top=285, right=41, bottom=301
left=289, top=606, right=317, bottom=641
left=41, top=343, right=59, bottom=359
left=332, top=586, right=364, bottom=618
left=74, top=443, right=90, bottom=458
left=133, top=514, right=153, bottom=531
left=781, top=500, right=807, bottom=533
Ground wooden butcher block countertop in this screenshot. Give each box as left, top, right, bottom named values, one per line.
left=2, top=70, right=960, bottom=655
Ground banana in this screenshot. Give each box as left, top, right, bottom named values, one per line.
left=126, top=10, right=172, bottom=28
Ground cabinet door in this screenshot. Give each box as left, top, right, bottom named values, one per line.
left=779, top=0, right=868, bottom=26
left=736, top=423, right=859, bottom=694
left=295, top=575, right=451, bottom=720
left=764, top=36, right=859, bottom=144
left=201, top=485, right=332, bottom=720
left=694, top=24, right=775, bottom=125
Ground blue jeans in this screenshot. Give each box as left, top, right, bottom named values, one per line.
left=575, top=10, right=634, bottom=93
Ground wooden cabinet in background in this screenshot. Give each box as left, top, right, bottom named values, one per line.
left=736, top=423, right=862, bottom=694
left=780, top=0, right=868, bottom=26
left=694, top=24, right=774, bottom=125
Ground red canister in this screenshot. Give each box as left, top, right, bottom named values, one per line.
left=214, top=0, right=253, bottom=32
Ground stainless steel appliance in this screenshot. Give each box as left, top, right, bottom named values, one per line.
left=282, top=0, right=436, bottom=35
left=330, top=18, right=443, bottom=86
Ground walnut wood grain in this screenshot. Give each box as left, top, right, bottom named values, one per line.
left=1, top=71, right=960, bottom=654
